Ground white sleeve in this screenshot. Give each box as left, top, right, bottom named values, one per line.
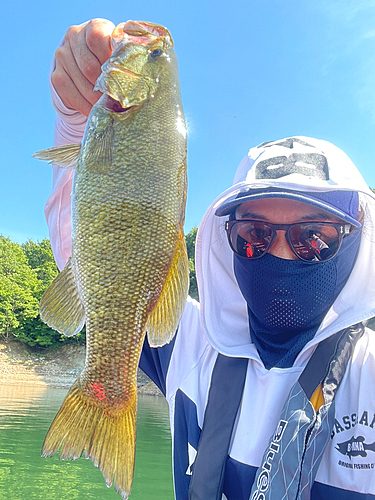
left=44, top=55, right=87, bottom=271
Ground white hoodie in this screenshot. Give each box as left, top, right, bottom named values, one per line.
left=46, top=78, right=375, bottom=497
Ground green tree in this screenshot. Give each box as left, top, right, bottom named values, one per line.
left=0, top=236, right=39, bottom=337
left=17, top=238, right=86, bottom=347
left=0, top=236, right=85, bottom=347
left=15, top=315, right=86, bottom=348
left=22, top=239, right=59, bottom=298
left=186, top=226, right=198, bottom=301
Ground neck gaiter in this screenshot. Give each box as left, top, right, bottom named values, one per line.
left=233, top=230, right=361, bottom=369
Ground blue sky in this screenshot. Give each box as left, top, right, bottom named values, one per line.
left=1, top=0, right=375, bottom=243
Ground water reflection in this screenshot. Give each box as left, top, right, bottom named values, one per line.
left=0, top=386, right=174, bottom=499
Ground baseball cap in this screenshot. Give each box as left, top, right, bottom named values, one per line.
left=214, top=187, right=361, bottom=228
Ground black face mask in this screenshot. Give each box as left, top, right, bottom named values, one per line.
left=233, top=229, right=361, bottom=369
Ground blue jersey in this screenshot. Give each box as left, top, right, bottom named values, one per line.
left=140, top=298, right=375, bottom=500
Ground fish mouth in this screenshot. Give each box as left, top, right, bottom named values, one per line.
left=98, top=63, right=149, bottom=111
left=94, top=61, right=146, bottom=110
left=103, top=95, right=134, bottom=113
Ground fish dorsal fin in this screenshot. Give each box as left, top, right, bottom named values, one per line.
left=33, top=143, right=81, bottom=168
left=146, top=225, right=189, bottom=347
left=40, top=257, right=85, bottom=336
left=82, top=113, right=114, bottom=173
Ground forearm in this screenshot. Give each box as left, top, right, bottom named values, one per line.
left=45, top=58, right=87, bottom=271
left=44, top=19, right=115, bottom=270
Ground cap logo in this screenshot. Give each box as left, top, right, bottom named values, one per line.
left=254, top=138, right=329, bottom=180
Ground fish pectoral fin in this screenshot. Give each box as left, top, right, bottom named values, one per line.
left=83, top=115, right=114, bottom=172
left=42, top=380, right=137, bottom=500
left=147, top=225, right=189, bottom=347
left=33, top=143, right=81, bottom=168
left=40, top=257, right=85, bottom=336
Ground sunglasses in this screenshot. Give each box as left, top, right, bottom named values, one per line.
left=225, top=220, right=357, bottom=262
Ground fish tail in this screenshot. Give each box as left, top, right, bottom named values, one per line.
left=42, top=380, right=137, bottom=499
left=365, top=442, right=375, bottom=453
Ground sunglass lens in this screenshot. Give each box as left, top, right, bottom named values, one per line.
left=289, top=224, right=340, bottom=261
left=230, top=222, right=273, bottom=258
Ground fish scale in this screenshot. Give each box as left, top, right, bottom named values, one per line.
left=34, top=20, right=188, bottom=499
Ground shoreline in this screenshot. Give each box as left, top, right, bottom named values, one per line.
left=0, top=338, right=163, bottom=396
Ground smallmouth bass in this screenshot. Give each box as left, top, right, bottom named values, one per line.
left=34, top=21, right=188, bottom=499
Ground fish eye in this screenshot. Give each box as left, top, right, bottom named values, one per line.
left=150, top=48, right=163, bottom=59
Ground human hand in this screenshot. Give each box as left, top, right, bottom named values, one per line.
left=51, top=19, right=115, bottom=116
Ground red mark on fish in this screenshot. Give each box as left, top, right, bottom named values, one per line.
left=89, top=381, right=108, bottom=402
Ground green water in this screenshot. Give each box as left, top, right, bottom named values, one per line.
left=0, top=385, right=174, bottom=500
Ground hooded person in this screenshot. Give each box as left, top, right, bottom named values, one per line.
left=181, top=137, right=375, bottom=500
left=46, top=84, right=375, bottom=498
left=149, top=136, right=375, bottom=500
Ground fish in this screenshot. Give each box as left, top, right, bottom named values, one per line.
left=336, top=435, right=375, bottom=459
left=33, top=21, right=189, bottom=499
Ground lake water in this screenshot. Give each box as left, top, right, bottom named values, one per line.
left=0, top=385, right=174, bottom=500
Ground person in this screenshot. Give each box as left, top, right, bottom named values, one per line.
left=46, top=19, right=375, bottom=500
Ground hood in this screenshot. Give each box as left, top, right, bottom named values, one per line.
left=195, top=136, right=375, bottom=365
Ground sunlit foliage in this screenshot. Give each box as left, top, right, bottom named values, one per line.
left=0, top=236, right=85, bottom=347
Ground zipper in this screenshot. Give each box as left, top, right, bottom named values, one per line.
left=295, top=410, right=317, bottom=499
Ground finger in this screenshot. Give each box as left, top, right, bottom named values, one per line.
left=65, top=24, right=103, bottom=88
left=68, top=19, right=115, bottom=86
left=58, top=41, right=101, bottom=106
left=51, top=67, right=96, bottom=117
left=85, top=19, right=115, bottom=64
left=55, top=43, right=101, bottom=109
left=52, top=19, right=115, bottom=115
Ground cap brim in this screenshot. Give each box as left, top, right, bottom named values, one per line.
left=215, top=189, right=361, bottom=228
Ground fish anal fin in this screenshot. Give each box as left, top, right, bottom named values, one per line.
left=147, top=225, right=189, bottom=347
left=39, top=257, right=85, bottom=336
left=42, top=380, right=137, bottom=500
left=33, top=144, right=81, bottom=169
